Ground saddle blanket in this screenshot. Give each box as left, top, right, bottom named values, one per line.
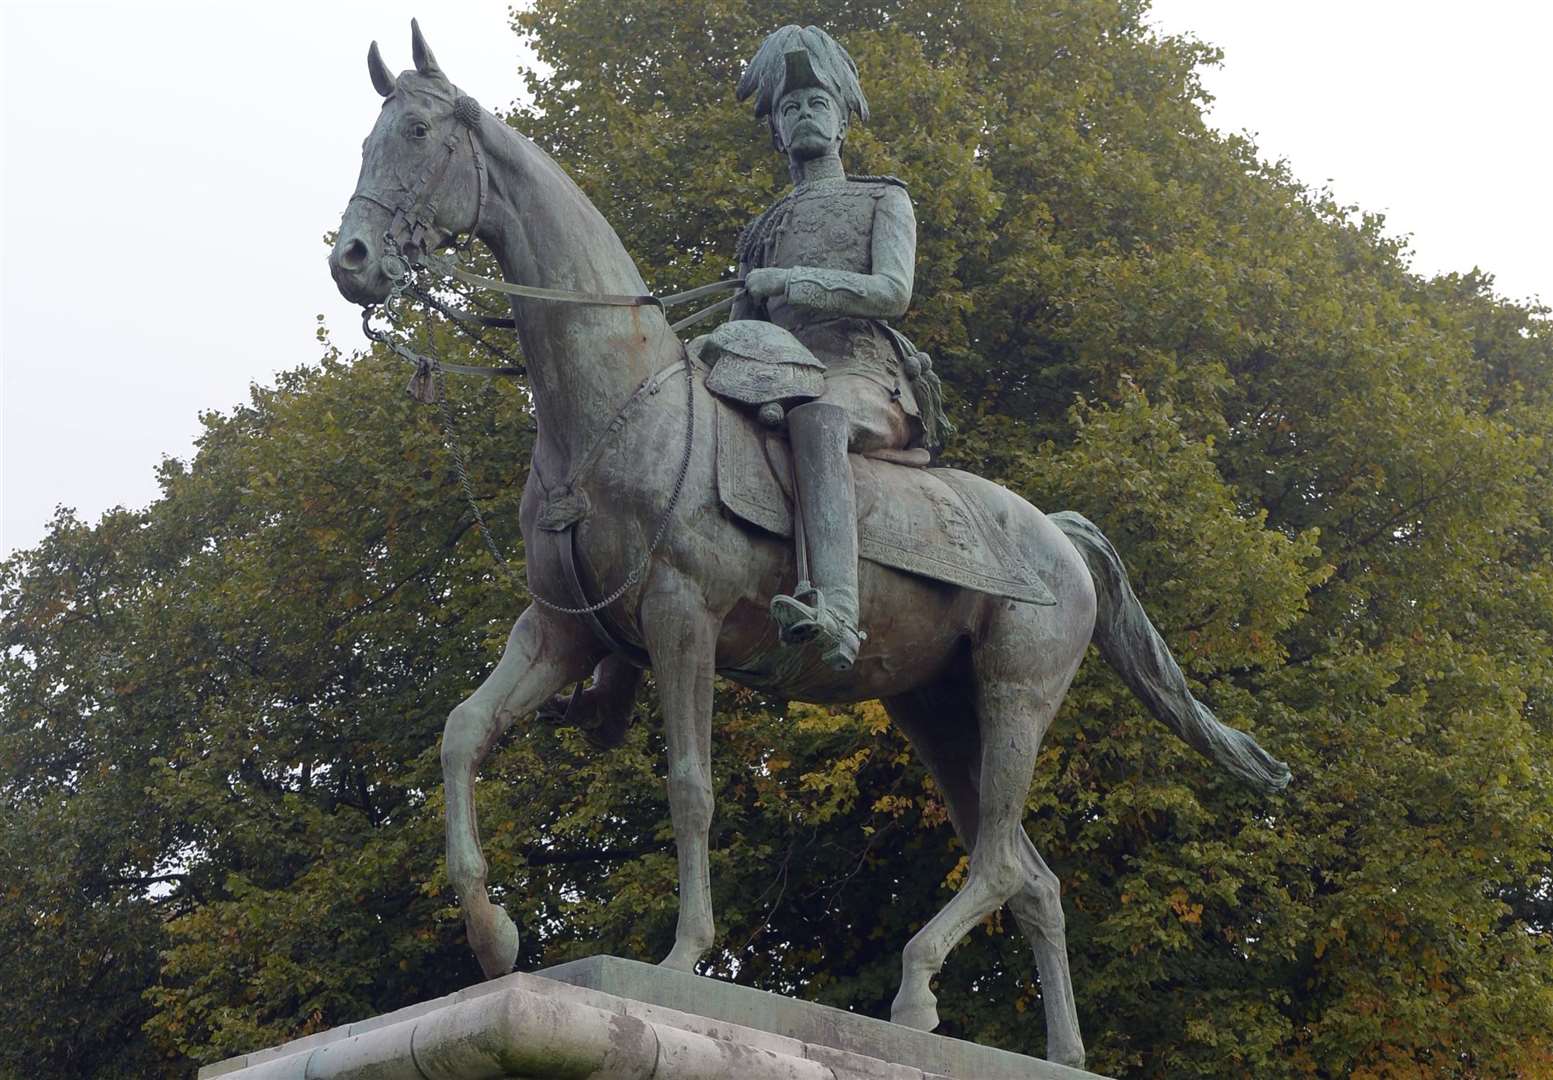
left=714, top=399, right=1055, bottom=605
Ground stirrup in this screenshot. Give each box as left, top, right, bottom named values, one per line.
left=770, top=582, right=824, bottom=644
left=770, top=585, right=865, bottom=671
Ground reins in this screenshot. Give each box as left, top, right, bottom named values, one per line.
left=417, top=251, right=746, bottom=335
left=356, top=92, right=742, bottom=618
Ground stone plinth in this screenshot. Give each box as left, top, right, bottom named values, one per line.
left=199, top=955, right=1111, bottom=1080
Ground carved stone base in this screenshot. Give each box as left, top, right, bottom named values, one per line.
left=199, top=954, right=1111, bottom=1080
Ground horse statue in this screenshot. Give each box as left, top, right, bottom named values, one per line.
left=328, top=23, right=1290, bottom=1069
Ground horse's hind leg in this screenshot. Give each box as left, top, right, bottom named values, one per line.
left=886, top=611, right=1087, bottom=1066
left=888, top=681, right=1044, bottom=1032
left=1007, top=835, right=1084, bottom=1066
left=885, top=685, right=1085, bottom=1065
left=443, top=605, right=601, bottom=978
left=538, top=653, right=643, bottom=749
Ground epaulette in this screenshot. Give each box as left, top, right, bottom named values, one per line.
left=846, top=174, right=909, bottom=190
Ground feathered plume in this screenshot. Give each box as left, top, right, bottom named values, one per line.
left=737, top=25, right=869, bottom=132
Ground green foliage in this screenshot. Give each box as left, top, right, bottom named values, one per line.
left=3, top=2, right=1551, bottom=1077
left=1, top=338, right=532, bottom=1076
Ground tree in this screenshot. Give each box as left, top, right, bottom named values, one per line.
left=3, top=2, right=1550, bottom=1076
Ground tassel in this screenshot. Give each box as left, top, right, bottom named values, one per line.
left=879, top=322, right=954, bottom=451
left=909, top=355, right=954, bottom=452
left=406, top=357, right=439, bottom=404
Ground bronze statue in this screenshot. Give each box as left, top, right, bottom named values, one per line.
left=329, top=23, right=1291, bottom=1069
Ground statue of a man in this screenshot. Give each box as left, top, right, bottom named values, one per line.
left=730, top=25, right=950, bottom=671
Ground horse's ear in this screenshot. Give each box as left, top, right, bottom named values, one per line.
left=367, top=41, right=395, bottom=97
left=410, top=18, right=443, bottom=78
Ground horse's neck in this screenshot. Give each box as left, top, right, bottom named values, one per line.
left=475, top=118, right=675, bottom=471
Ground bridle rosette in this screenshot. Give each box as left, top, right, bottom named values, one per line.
left=453, top=95, right=482, bottom=129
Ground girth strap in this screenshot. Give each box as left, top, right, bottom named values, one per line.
left=556, top=529, right=651, bottom=668
left=537, top=358, right=691, bottom=668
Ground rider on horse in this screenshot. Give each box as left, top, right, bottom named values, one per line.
left=729, top=25, right=951, bottom=671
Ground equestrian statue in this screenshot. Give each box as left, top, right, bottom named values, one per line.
left=328, top=22, right=1291, bottom=1069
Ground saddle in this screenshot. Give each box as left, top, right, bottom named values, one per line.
left=713, top=394, right=1055, bottom=606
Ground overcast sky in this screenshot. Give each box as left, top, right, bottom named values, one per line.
left=3, top=1, right=1549, bottom=558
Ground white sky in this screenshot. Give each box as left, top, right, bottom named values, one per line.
left=2, top=1, right=1549, bottom=558
left=1149, top=0, right=1551, bottom=305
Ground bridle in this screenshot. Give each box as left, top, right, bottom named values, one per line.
left=353, top=89, right=743, bottom=386
left=349, top=92, right=743, bottom=624
left=348, top=93, right=490, bottom=283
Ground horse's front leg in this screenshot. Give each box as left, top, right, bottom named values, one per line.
left=640, top=573, right=719, bottom=971
left=443, top=604, right=599, bottom=978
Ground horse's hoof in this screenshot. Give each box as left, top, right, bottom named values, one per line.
left=659, top=939, right=706, bottom=973
left=1052, top=1048, right=1087, bottom=1070
left=467, top=903, right=520, bottom=979
left=535, top=693, right=571, bottom=725
left=890, top=994, right=940, bottom=1032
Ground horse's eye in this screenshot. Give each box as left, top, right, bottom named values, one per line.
left=410, top=122, right=429, bottom=139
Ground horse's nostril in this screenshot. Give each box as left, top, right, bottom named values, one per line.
left=338, top=237, right=371, bottom=271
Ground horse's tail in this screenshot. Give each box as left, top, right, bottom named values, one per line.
left=1050, top=511, right=1292, bottom=794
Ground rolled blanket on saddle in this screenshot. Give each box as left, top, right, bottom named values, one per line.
left=700, top=319, right=953, bottom=452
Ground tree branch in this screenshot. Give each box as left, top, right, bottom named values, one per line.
left=520, top=841, right=668, bottom=867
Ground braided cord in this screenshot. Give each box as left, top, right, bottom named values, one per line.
left=370, top=227, right=703, bottom=617
left=433, top=344, right=696, bottom=616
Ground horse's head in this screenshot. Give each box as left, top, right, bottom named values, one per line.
left=329, top=20, right=486, bottom=305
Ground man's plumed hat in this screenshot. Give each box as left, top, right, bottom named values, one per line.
left=737, top=25, right=869, bottom=140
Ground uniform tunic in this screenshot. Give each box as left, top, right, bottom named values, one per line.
left=733, top=175, right=922, bottom=452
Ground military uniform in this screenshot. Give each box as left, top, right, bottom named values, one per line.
left=732, top=175, right=923, bottom=453
left=724, top=24, right=951, bottom=671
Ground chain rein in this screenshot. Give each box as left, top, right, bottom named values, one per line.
left=356, top=93, right=730, bottom=615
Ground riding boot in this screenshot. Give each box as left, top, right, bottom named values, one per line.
left=769, top=401, right=865, bottom=671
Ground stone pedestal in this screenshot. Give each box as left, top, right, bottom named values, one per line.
left=199, top=955, right=1111, bottom=1079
